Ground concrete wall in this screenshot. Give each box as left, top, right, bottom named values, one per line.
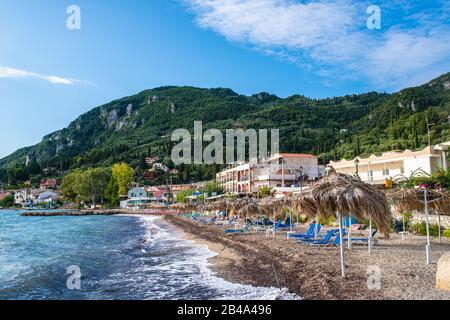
left=396, top=212, right=450, bottom=228
left=404, top=156, right=431, bottom=176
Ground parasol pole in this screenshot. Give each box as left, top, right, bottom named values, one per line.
left=314, top=214, right=319, bottom=240
left=290, top=209, right=293, bottom=232
left=438, top=211, right=442, bottom=245
left=424, top=189, right=432, bottom=265
left=338, top=212, right=345, bottom=277
left=403, top=212, right=406, bottom=233
left=347, top=215, right=352, bottom=250
left=368, top=219, right=372, bottom=254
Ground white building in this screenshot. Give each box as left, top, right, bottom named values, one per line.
left=14, top=190, right=29, bottom=206
left=216, top=153, right=325, bottom=194
left=14, top=189, right=60, bottom=207
left=120, top=186, right=161, bottom=209
left=329, top=142, right=449, bottom=185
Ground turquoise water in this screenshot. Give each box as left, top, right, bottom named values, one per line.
left=0, top=210, right=295, bottom=300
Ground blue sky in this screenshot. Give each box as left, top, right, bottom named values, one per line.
left=0, top=0, right=449, bottom=158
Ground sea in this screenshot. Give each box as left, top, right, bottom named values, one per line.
left=0, top=210, right=297, bottom=300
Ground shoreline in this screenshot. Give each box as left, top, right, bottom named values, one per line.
left=164, top=215, right=450, bottom=300
left=164, top=215, right=379, bottom=300
left=16, top=209, right=182, bottom=217
left=6, top=209, right=450, bottom=300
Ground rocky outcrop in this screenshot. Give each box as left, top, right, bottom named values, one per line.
left=20, top=210, right=120, bottom=217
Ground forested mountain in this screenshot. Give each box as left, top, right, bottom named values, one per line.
left=1, top=73, right=449, bottom=186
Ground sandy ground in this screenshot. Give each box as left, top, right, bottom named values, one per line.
left=165, top=216, right=450, bottom=300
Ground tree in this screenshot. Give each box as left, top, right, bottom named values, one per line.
left=0, top=195, right=14, bottom=208
left=61, top=168, right=109, bottom=205
left=104, top=177, right=119, bottom=205
left=201, top=181, right=224, bottom=197
left=61, top=169, right=83, bottom=202
left=112, top=163, right=135, bottom=196
left=258, top=186, right=271, bottom=198
left=77, top=168, right=110, bottom=205
left=176, top=189, right=194, bottom=203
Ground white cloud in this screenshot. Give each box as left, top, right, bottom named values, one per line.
left=366, top=28, right=450, bottom=88
left=0, top=65, right=86, bottom=85
left=184, top=0, right=450, bottom=89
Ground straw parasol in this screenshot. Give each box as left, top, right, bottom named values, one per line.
left=294, top=169, right=392, bottom=236
left=386, top=188, right=424, bottom=213
left=387, top=188, right=450, bottom=215
left=237, top=200, right=262, bottom=218
left=293, top=167, right=392, bottom=277
left=387, top=187, right=450, bottom=263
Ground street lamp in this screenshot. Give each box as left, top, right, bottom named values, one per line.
left=299, top=166, right=303, bottom=192
left=354, top=158, right=360, bottom=178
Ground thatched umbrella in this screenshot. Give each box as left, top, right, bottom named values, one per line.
left=237, top=201, right=261, bottom=219
left=230, top=197, right=255, bottom=220
left=387, top=188, right=450, bottom=263
left=257, top=197, right=296, bottom=233
left=294, top=167, right=392, bottom=277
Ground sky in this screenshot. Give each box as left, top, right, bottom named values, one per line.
left=0, top=0, right=449, bottom=158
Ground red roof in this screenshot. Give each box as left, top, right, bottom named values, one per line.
left=40, top=179, right=58, bottom=186
left=278, top=153, right=317, bottom=158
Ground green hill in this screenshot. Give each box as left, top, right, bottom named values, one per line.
left=1, top=73, right=449, bottom=186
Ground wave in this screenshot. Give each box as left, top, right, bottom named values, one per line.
left=132, top=214, right=299, bottom=300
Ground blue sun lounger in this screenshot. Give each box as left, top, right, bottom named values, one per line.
left=299, top=229, right=336, bottom=245
left=224, top=222, right=251, bottom=234
left=216, top=216, right=237, bottom=227
left=300, top=228, right=346, bottom=247
left=274, top=217, right=292, bottom=231
left=288, top=223, right=321, bottom=239
left=344, top=230, right=378, bottom=245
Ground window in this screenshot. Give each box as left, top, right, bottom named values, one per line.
left=383, top=169, right=389, bottom=176
left=368, top=170, right=373, bottom=181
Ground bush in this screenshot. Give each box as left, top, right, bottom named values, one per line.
left=413, top=221, right=442, bottom=237
left=318, top=215, right=337, bottom=226
left=0, top=195, right=14, bottom=208
left=443, top=229, right=450, bottom=238
left=403, top=212, right=413, bottom=225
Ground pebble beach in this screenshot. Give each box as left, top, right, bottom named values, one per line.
left=166, top=215, right=450, bottom=300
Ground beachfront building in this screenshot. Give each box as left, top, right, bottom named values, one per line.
left=13, top=189, right=60, bottom=207
left=329, top=142, right=450, bottom=185
left=216, top=153, right=325, bottom=194
left=14, top=189, right=30, bottom=206
left=145, top=186, right=167, bottom=199
left=36, top=191, right=60, bottom=204
left=120, top=187, right=152, bottom=209
left=120, top=186, right=171, bottom=209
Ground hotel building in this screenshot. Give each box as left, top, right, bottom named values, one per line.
left=216, top=153, right=325, bottom=194
left=329, top=142, right=449, bottom=185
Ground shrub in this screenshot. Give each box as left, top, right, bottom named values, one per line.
left=443, top=229, right=450, bottom=238
left=403, top=212, right=413, bottom=225
left=413, top=221, right=442, bottom=237
left=319, top=215, right=337, bottom=226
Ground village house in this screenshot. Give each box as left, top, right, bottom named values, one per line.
left=40, top=179, right=58, bottom=190
left=13, top=189, right=60, bottom=207
left=120, top=186, right=156, bottom=209
left=145, top=186, right=167, bottom=199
